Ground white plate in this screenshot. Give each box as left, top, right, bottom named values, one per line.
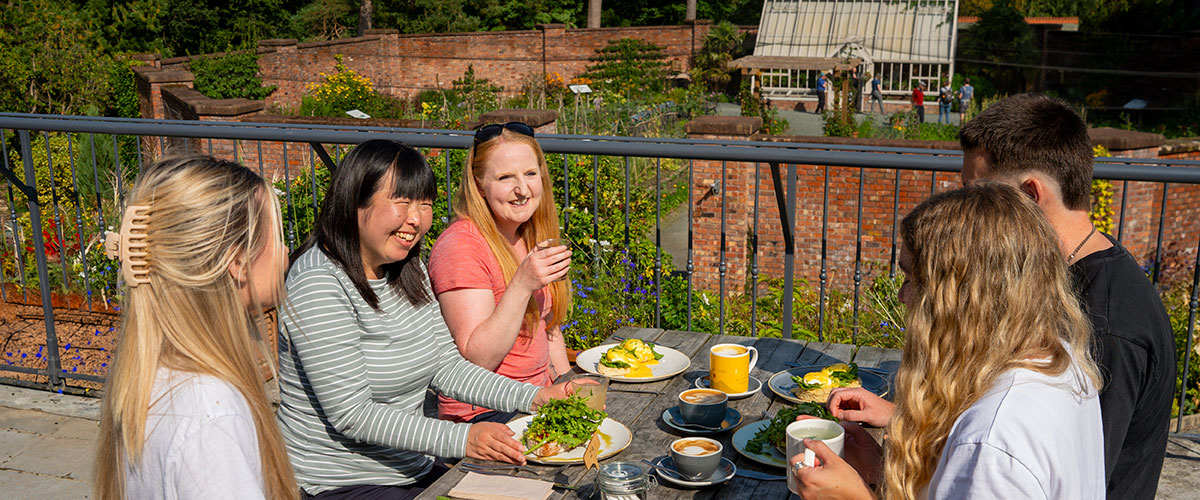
left=767, top=365, right=889, bottom=404
left=575, top=343, right=691, bottom=383
left=730, top=419, right=788, bottom=469
left=506, top=415, right=631, bottom=464
left=649, top=455, right=736, bottom=488
left=694, top=375, right=763, bottom=399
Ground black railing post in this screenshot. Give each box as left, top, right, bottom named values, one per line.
left=1152, top=183, right=1168, bottom=284
left=1178, top=231, right=1199, bottom=433
left=686, top=159, right=694, bottom=332
left=18, top=130, right=63, bottom=389
left=751, top=163, right=760, bottom=337
left=769, top=162, right=796, bottom=340
left=654, top=158, right=661, bottom=329
left=853, top=167, right=864, bottom=344
left=819, top=165, right=830, bottom=342
left=719, top=160, right=727, bottom=335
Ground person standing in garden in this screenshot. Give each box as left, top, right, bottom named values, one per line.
left=428, top=122, right=573, bottom=424
left=937, top=81, right=953, bottom=124
left=958, top=78, right=974, bottom=122
left=911, top=83, right=925, bottom=122
left=869, top=74, right=884, bottom=114
left=277, top=139, right=580, bottom=498
left=959, top=93, right=1175, bottom=500
left=815, top=72, right=828, bottom=113
left=94, top=156, right=298, bottom=500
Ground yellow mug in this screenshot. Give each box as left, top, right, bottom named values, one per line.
left=709, top=343, right=758, bottom=393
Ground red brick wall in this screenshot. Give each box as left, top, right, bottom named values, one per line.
left=160, top=24, right=741, bottom=110
left=689, top=136, right=1200, bottom=297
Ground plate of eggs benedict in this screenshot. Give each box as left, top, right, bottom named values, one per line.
left=576, top=338, right=690, bottom=382
left=767, top=363, right=889, bottom=404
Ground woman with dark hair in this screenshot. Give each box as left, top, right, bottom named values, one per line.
left=277, top=140, right=577, bottom=499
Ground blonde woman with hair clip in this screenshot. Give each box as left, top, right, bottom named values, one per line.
left=790, top=183, right=1105, bottom=499
left=93, top=155, right=297, bottom=500
left=428, top=122, right=572, bottom=424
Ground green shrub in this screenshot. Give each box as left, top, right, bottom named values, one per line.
left=106, top=59, right=142, bottom=118
left=691, top=21, right=747, bottom=93
left=583, top=38, right=671, bottom=100
left=189, top=50, right=276, bottom=100
left=739, top=80, right=789, bottom=135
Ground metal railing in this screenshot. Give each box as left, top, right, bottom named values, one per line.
left=1, top=113, right=1198, bottom=437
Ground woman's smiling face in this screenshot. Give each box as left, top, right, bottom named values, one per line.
left=477, top=140, right=542, bottom=235
left=357, top=174, right=433, bottom=278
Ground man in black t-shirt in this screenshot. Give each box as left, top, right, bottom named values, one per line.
left=958, top=93, right=1175, bottom=500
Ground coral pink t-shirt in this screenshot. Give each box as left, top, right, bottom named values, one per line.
left=428, top=218, right=553, bottom=422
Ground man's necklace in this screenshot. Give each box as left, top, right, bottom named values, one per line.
left=1067, top=226, right=1097, bottom=263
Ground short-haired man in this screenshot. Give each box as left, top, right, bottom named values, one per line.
left=959, top=93, right=1175, bottom=500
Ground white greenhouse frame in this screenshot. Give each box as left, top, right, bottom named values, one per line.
left=743, top=0, right=960, bottom=101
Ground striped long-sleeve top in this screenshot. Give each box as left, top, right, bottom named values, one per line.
left=276, top=246, right=541, bottom=494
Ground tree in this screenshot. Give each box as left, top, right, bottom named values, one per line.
left=358, top=0, right=373, bottom=35
left=958, top=1, right=1038, bottom=94
left=690, top=21, right=747, bottom=92
left=0, top=0, right=111, bottom=114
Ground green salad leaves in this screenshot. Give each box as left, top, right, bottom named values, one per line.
left=522, top=395, right=606, bottom=454
left=745, top=403, right=838, bottom=454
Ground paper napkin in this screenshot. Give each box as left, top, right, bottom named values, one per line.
left=447, top=471, right=555, bottom=500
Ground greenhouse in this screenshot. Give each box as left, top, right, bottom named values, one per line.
left=733, top=0, right=960, bottom=103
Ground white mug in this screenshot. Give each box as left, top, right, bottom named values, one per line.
left=785, top=419, right=845, bottom=496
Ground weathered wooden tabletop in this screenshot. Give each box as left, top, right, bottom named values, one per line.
left=416, top=327, right=901, bottom=500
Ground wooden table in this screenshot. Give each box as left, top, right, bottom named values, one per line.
left=417, top=327, right=901, bottom=500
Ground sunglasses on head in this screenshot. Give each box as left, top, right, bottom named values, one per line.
left=473, top=121, right=535, bottom=145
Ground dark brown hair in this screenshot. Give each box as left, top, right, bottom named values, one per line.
left=292, top=140, right=437, bottom=310
left=958, top=93, right=1093, bottom=210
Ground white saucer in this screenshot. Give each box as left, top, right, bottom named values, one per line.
left=649, top=455, right=736, bottom=488
left=694, top=375, right=762, bottom=399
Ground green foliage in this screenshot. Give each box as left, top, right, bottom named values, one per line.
left=1, top=132, right=127, bottom=300
left=189, top=50, right=277, bottom=100
left=0, top=0, right=111, bottom=115
left=583, top=38, right=671, bottom=98
left=106, top=59, right=142, bottom=118
left=375, top=0, right=582, bottom=34
left=957, top=1, right=1038, bottom=96
left=598, top=0, right=762, bottom=26
left=297, top=54, right=395, bottom=117
left=273, top=155, right=334, bottom=246
left=690, top=21, right=747, bottom=93
left=726, top=273, right=906, bottom=348
left=1162, top=278, right=1200, bottom=417
left=739, top=80, right=790, bottom=135
left=451, top=65, right=503, bottom=117
left=290, top=0, right=358, bottom=40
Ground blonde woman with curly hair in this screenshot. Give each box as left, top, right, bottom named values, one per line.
left=93, top=156, right=296, bottom=499
left=428, top=123, right=572, bottom=424
left=792, top=183, right=1104, bottom=499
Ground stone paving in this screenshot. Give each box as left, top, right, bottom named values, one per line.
left=0, top=383, right=1197, bottom=499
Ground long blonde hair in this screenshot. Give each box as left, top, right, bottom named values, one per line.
left=94, top=156, right=297, bottom=500
left=457, top=129, right=569, bottom=335
left=884, top=183, right=1101, bottom=499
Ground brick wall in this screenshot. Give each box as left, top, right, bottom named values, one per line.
left=149, top=23, right=746, bottom=112
left=686, top=122, right=1200, bottom=297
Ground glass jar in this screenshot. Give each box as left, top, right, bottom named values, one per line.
left=595, top=461, right=656, bottom=500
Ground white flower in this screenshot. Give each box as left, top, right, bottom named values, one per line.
left=273, top=187, right=284, bottom=197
